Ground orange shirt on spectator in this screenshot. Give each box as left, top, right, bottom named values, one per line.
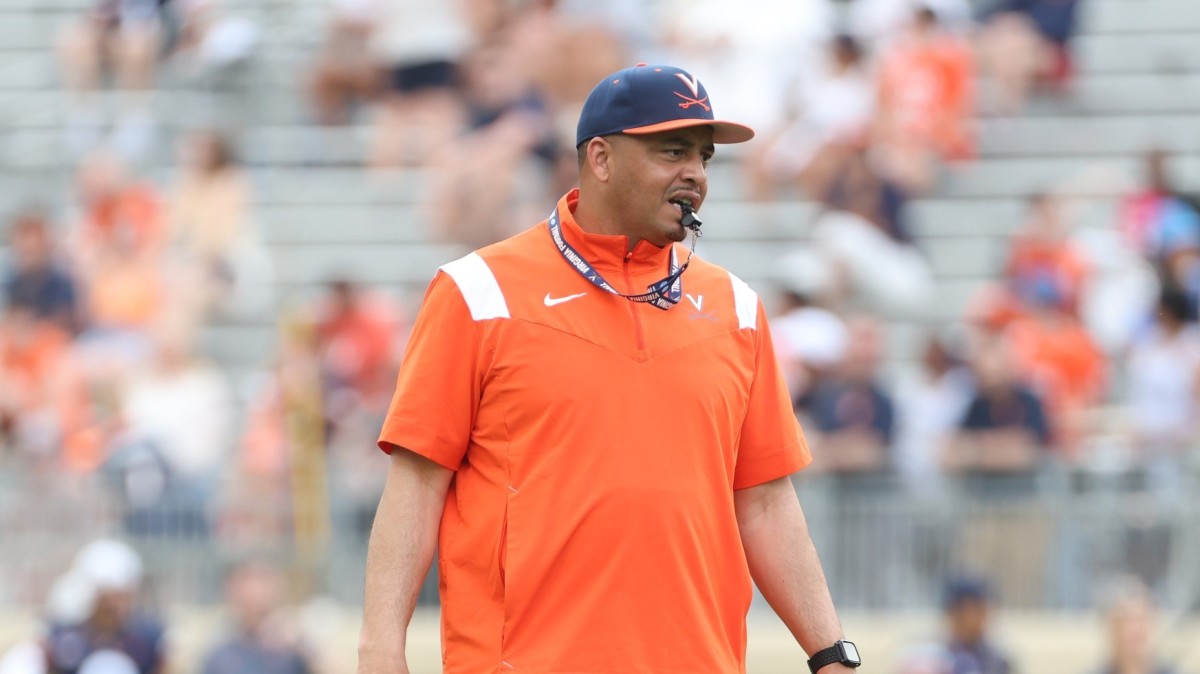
left=877, top=30, right=975, bottom=160
left=0, top=311, right=93, bottom=470
left=314, top=288, right=404, bottom=406
left=0, top=313, right=71, bottom=411
left=1005, top=233, right=1089, bottom=314
left=86, top=252, right=163, bottom=330
left=1006, top=310, right=1106, bottom=456
left=82, top=182, right=167, bottom=257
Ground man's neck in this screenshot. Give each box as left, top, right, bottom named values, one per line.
left=572, top=191, right=637, bottom=252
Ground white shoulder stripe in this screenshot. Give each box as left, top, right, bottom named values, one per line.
left=728, top=272, right=758, bottom=331
left=440, top=252, right=510, bottom=321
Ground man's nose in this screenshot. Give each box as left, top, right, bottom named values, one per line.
left=681, top=155, right=707, bottom=186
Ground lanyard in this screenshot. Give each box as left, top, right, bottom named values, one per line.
left=547, top=205, right=694, bottom=310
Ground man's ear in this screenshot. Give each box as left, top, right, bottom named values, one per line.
left=586, top=137, right=613, bottom=183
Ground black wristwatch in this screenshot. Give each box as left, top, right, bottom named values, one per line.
left=807, top=640, right=862, bottom=673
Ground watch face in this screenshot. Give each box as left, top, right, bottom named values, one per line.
left=840, top=641, right=861, bottom=664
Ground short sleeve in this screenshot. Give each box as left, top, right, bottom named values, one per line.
left=733, top=303, right=813, bottom=490
left=377, top=271, right=481, bottom=470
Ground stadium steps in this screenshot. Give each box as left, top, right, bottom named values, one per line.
left=0, top=0, right=1195, bottom=384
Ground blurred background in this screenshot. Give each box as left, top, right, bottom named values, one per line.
left=0, top=0, right=1199, bottom=672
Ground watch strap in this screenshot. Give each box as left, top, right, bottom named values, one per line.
left=807, top=641, right=860, bottom=673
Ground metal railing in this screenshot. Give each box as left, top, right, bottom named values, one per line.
left=3, top=463, right=1197, bottom=614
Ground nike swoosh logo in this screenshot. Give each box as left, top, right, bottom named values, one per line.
left=544, top=292, right=586, bottom=306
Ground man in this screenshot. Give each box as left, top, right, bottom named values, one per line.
left=45, top=540, right=167, bottom=674
left=1091, top=576, right=1176, bottom=674
left=4, top=209, right=80, bottom=334
left=201, top=561, right=314, bottom=674
left=358, top=64, right=859, bottom=674
left=941, top=575, right=1013, bottom=674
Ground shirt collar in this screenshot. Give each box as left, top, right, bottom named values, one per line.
left=553, top=188, right=675, bottom=276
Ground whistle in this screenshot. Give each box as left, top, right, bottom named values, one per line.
left=676, top=202, right=703, bottom=232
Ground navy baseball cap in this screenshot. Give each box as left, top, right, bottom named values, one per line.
left=942, top=575, right=992, bottom=609
left=575, top=64, right=755, bottom=148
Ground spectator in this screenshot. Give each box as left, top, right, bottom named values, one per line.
left=78, top=237, right=164, bottom=352
left=894, top=331, right=975, bottom=491
left=1004, top=193, right=1090, bottom=317
left=743, top=34, right=876, bottom=202
left=168, top=132, right=249, bottom=266
left=1090, top=577, right=1177, bottom=674
left=502, top=0, right=630, bottom=130
left=312, top=279, right=405, bottom=421
left=874, top=5, right=975, bottom=193
left=940, top=575, right=1014, bottom=674
left=110, top=319, right=234, bottom=534
left=1162, top=242, right=1200, bottom=321
left=310, top=279, right=402, bottom=549
left=0, top=306, right=80, bottom=466
left=167, top=130, right=269, bottom=318
left=68, top=153, right=170, bottom=374
left=807, top=316, right=895, bottom=475
left=809, top=143, right=912, bottom=244
left=70, top=151, right=167, bottom=271
left=977, top=0, right=1082, bottom=115
left=769, top=248, right=849, bottom=412
left=56, top=0, right=174, bottom=157
left=307, top=0, right=381, bottom=125
left=4, top=209, right=81, bottom=335
left=1123, top=287, right=1200, bottom=491
left=44, top=540, right=167, bottom=674
left=1118, top=149, right=1200, bottom=270
left=367, top=0, right=472, bottom=168
left=805, top=148, right=937, bottom=319
left=1005, top=283, right=1106, bottom=458
left=946, top=336, right=1049, bottom=476
left=1073, top=213, right=1161, bottom=355
left=499, top=1, right=633, bottom=197
left=200, top=561, right=314, bottom=674
left=426, top=37, right=560, bottom=248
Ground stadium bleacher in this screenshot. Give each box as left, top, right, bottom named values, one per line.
left=2, top=1, right=1200, bottom=671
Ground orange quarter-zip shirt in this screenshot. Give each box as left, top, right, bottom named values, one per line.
left=378, top=189, right=811, bottom=673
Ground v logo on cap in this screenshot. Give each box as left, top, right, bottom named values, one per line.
left=674, top=73, right=701, bottom=97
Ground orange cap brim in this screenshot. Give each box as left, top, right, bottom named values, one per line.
left=623, top=118, right=755, bottom=144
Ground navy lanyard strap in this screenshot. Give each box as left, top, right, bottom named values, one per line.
left=547, top=206, right=691, bottom=310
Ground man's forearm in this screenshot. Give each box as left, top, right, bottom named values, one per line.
left=358, top=448, right=453, bottom=672
left=735, top=477, right=848, bottom=662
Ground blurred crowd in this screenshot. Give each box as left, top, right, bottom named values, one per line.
left=0, top=539, right=1186, bottom=674
left=2, top=0, right=1200, bottom=669
left=0, top=539, right=323, bottom=674
left=775, top=145, right=1200, bottom=495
